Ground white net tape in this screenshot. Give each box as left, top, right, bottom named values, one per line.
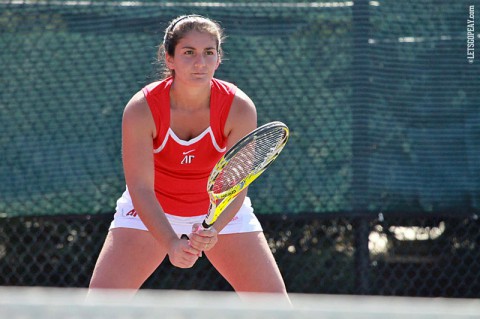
left=1, top=287, right=480, bottom=319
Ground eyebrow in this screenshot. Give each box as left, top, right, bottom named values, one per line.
left=180, top=46, right=217, bottom=50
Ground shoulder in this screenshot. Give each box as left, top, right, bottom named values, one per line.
left=122, top=89, right=155, bottom=136
left=143, top=78, right=172, bottom=97
left=124, top=90, right=148, bottom=118
left=230, top=87, right=256, bottom=121
left=124, top=78, right=171, bottom=120
left=211, top=78, right=237, bottom=96
left=224, top=87, right=257, bottom=146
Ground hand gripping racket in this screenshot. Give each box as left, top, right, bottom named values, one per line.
left=182, top=121, right=289, bottom=238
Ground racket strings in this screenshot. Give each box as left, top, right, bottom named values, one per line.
left=212, top=127, right=287, bottom=194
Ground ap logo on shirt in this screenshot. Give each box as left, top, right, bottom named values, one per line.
left=181, top=149, right=195, bottom=164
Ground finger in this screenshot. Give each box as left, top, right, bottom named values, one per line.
left=181, top=250, right=199, bottom=263
left=183, top=244, right=201, bottom=255
left=183, top=243, right=202, bottom=257
left=192, top=223, right=203, bottom=234
left=195, top=229, right=218, bottom=244
left=182, top=234, right=205, bottom=252
left=188, top=234, right=209, bottom=248
left=196, top=228, right=213, bottom=236
left=204, top=243, right=216, bottom=252
left=190, top=231, right=215, bottom=242
left=178, top=256, right=198, bottom=268
left=171, top=253, right=198, bottom=269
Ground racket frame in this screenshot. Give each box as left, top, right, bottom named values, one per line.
left=202, top=121, right=289, bottom=228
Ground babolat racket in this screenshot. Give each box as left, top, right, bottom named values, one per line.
left=183, top=121, right=289, bottom=237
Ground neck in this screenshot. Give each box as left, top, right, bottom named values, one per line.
left=170, top=79, right=211, bottom=111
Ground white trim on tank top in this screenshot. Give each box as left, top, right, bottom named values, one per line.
left=153, top=127, right=225, bottom=154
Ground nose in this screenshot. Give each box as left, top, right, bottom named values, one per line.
left=194, top=54, right=206, bottom=68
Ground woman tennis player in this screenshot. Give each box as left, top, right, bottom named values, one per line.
left=89, top=15, right=290, bottom=301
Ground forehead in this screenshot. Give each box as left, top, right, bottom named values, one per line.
left=176, top=30, right=218, bottom=48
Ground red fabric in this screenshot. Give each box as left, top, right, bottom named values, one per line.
left=141, top=78, right=237, bottom=216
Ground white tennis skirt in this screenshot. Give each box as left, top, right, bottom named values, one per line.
left=109, top=189, right=262, bottom=235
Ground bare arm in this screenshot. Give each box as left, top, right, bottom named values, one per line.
left=210, top=88, right=257, bottom=232
left=122, top=91, right=200, bottom=267
left=189, top=88, right=257, bottom=249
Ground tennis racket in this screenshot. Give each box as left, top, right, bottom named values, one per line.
left=183, top=121, right=289, bottom=237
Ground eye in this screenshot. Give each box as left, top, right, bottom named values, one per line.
left=205, top=50, right=216, bottom=56
left=184, top=50, right=194, bottom=55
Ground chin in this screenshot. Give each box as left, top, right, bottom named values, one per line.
left=190, top=75, right=213, bottom=84
left=175, top=73, right=214, bottom=86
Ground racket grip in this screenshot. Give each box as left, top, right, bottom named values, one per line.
left=202, top=220, right=212, bottom=229
left=180, top=223, right=210, bottom=240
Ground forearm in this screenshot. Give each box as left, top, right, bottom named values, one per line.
left=129, top=188, right=178, bottom=247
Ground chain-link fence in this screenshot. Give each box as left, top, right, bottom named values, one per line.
left=1, top=212, right=479, bottom=297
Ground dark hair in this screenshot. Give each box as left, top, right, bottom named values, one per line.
left=158, top=15, right=225, bottom=79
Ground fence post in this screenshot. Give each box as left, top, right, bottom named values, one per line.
left=354, top=216, right=370, bottom=294
left=352, top=0, right=371, bottom=295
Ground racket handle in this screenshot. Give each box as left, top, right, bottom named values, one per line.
left=202, top=220, right=212, bottom=229
left=180, top=223, right=211, bottom=240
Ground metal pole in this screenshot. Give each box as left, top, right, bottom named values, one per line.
left=352, top=0, right=371, bottom=295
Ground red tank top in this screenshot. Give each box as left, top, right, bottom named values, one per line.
left=142, top=77, right=237, bottom=216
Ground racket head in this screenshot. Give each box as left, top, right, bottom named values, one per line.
left=203, top=121, right=289, bottom=227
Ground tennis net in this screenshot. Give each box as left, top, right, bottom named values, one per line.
left=1, top=287, right=480, bottom=319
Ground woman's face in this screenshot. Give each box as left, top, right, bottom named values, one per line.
left=166, top=30, right=221, bottom=85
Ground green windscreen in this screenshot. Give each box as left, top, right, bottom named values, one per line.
left=0, top=0, right=478, bottom=217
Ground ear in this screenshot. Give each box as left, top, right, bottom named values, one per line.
left=165, top=53, right=175, bottom=70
